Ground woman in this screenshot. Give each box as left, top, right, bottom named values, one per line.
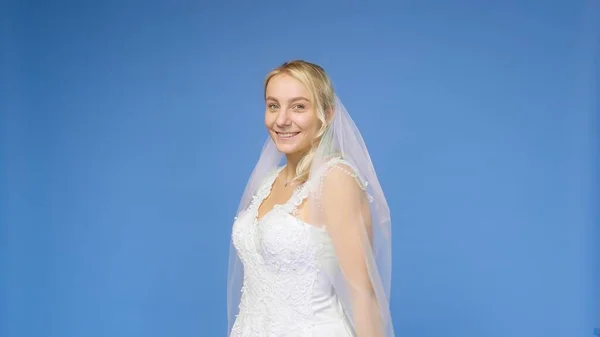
left=227, top=60, right=394, bottom=337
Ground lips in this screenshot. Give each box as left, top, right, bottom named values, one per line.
left=276, top=132, right=300, bottom=139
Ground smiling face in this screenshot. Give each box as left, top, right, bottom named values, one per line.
left=264, top=73, right=322, bottom=157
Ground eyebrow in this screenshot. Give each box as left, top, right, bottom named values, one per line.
left=265, top=96, right=310, bottom=103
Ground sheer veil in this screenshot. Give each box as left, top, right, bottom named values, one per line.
left=227, top=96, right=394, bottom=336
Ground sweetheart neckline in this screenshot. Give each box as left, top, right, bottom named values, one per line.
left=251, top=166, right=327, bottom=233
left=254, top=166, right=300, bottom=223
left=256, top=207, right=328, bottom=233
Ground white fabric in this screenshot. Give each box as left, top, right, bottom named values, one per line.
left=230, top=159, right=364, bottom=336
left=227, top=96, right=394, bottom=337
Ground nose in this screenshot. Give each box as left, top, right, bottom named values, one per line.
left=275, top=108, right=291, bottom=127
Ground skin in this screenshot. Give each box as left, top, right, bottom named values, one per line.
left=257, top=71, right=384, bottom=336
left=256, top=73, right=322, bottom=221
left=264, top=73, right=321, bottom=169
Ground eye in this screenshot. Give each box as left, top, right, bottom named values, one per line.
left=268, top=103, right=279, bottom=111
left=293, top=104, right=305, bottom=111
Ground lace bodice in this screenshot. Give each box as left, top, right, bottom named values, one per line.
left=230, top=158, right=363, bottom=336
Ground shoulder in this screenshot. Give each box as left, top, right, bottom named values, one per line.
left=317, top=156, right=368, bottom=192
left=310, top=157, right=373, bottom=207
left=314, top=157, right=372, bottom=220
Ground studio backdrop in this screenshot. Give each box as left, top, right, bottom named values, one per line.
left=1, top=1, right=598, bottom=337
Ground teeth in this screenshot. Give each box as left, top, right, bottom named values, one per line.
left=279, top=132, right=298, bottom=138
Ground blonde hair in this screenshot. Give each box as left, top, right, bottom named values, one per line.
left=264, top=60, right=336, bottom=185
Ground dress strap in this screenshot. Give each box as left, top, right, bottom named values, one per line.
left=312, top=156, right=375, bottom=203
left=277, top=156, right=376, bottom=216
left=282, top=183, right=309, bottom=216
left=251, top=166, right=283, bottom=209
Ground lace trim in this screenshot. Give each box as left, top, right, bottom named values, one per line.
left=247, top=157, right=373, bottom=223
left=317, top=157, right=374, bottom=204
left=248, top=165, right=314, bottom=218
left=249, top=166, right=284, bottom=221
left=278, top=183, right=308, bottom=216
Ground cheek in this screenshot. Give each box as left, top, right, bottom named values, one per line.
left=264, top=112, right=274, bottom=128
left=294, top=114, right=320, bottom=132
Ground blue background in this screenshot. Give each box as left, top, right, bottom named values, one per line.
left=1, top=1, right=598, bottom=336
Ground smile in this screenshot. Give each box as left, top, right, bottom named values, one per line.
left=276, top=132, right=300, bottom=139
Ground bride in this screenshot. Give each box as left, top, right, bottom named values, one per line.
left=227, top=60, right=394, bottom=337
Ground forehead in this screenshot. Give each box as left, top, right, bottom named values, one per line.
left=265, top=74, right=310, bottom=99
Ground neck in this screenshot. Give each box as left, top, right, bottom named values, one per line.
left=283, top=151, right=306, bottom=184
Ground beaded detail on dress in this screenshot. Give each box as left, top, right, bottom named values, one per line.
left=230, top=157, right=367, bottom=336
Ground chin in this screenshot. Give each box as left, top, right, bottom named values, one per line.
left=274, top=141, right=312, bottom=156
left=271, top=131, right=305, bottom=154
left=275, top=143, right=301, bottom=155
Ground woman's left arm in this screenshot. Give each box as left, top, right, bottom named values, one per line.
left=320, top=165, right=384, bottom=337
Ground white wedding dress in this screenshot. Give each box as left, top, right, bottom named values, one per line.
left=230, top=161, right=356, bottom=337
